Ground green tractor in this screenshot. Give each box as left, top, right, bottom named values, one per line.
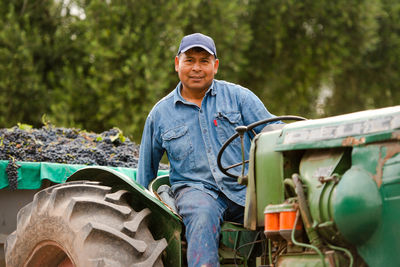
left=5, top=105, right=400, bottom=266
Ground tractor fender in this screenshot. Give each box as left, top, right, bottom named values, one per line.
left=67, top=166, right=180, bottom=221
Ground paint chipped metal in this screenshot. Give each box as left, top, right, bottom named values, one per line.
left=373, top=142, right=400, bottom=188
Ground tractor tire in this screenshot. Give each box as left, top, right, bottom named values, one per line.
left=5, top=180, right=168, bottom=267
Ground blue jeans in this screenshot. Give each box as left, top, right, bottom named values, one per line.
left=174, top=187, right=244, bottom=267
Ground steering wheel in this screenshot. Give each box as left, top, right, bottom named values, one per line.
left=216, top=116, right=307, bottom=180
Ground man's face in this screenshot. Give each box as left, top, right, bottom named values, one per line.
left=175, top=48, right=219, bottom=93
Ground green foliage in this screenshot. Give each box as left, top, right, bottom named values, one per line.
left=0, top=1, right=51, bottom=127
left=324, top=0, right=400, bottom=115
left=179, top=0, right=252, bottom=83
left=241, top=0, right=383, bottom=117
left=107, top=127, right=126, bottom=143
left=17, top=123, right=32, bottom=130
left=0, top=0, right=399, bottom=142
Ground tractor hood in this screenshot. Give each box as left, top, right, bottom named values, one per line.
left=275, top=105, right=400, bottom=151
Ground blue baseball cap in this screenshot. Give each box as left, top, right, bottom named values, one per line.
left=177, top=33, right=217, bottom=58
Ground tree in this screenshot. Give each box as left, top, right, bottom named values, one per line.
left=325, top=0, right=400, bottom=115
left=241, top=0, right=383, bottom=118
left=0, top=1, right=58, bottom=127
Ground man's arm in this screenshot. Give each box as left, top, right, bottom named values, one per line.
left=240, top=89, right=277, bottom=133
left=137, top=113, right=164, bottom=188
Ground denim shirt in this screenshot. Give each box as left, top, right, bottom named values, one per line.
left=137, top=79, right=275, bottom=206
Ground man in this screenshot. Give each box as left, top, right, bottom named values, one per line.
left=137, top=33, right=275, bottom=266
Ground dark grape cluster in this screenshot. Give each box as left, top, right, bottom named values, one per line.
left=0, top=125, right=168, bottom=170
left=5, top=157, right=20, bottom=190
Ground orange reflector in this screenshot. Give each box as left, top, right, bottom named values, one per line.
left=264, top=204, right=303, bottom=242
left=279, top=211, right=302, bottom=230
left=265, top=212, right=280, bottom=231
left=279, top=210, right=303, bottom=243
left=264, top=212, right=280, bottom=240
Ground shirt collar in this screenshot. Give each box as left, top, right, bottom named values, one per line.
left=209, top=80, right=217, bottom=96
left=173, top=80, right=217, bottom=105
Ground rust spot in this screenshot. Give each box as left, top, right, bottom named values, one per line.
left=342, top=136, right=366, bottom=146
left=392, top=130, right=400, bottom=140
left=373, top=142, right=400, bottom=188
left=173, top=230, right=181, bottom=241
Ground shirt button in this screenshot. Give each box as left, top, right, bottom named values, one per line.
left=199, top=110, right=203, bottom=113
left=207, top=149, right=211, bottom=153
left=213, top=168, right=216, bottom=172
left=203, top=129, right=207, bottom=134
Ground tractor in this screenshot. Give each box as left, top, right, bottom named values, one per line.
left=4, top=105, right=400, bottom=266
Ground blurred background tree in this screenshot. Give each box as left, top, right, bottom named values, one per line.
left=0, top=0, right=398, bottom=142
left=0, top=1, right=56, bottom=127
left=324, top=0, right=400, bottom=115
left=241, top=0, right=383, bottom=117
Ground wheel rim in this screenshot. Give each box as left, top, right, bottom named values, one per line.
left=24, top=240, right=74, bottom=267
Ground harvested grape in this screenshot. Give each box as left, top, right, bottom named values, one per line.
left=0, top=125, right=168, bottom=169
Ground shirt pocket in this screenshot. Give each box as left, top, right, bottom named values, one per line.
left=215, top=111, right=242, bottom=145
left=161, top=125, right=194, bottom=162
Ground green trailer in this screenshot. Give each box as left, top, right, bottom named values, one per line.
left=2, top=105, right=400, bottom=266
